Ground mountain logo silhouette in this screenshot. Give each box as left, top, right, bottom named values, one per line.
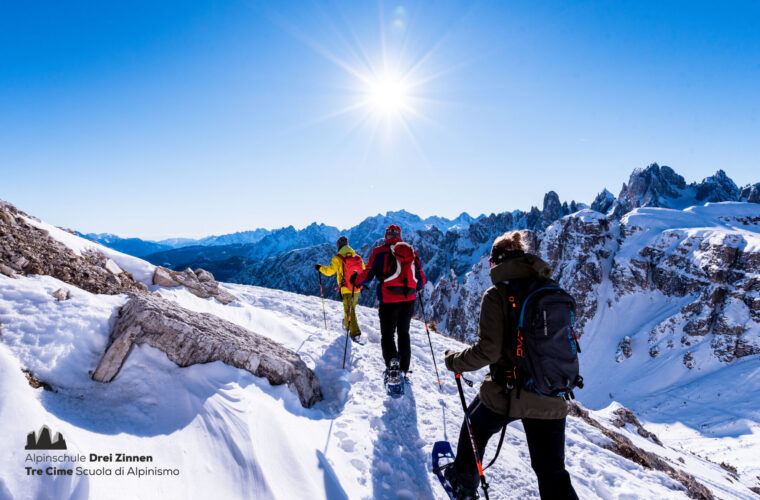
left=25, top=426, right=67, bottom=450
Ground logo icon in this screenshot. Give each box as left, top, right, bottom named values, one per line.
left=25, top=426, right=67, bottom=450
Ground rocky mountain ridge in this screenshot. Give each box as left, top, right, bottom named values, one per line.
left=426, top=203, right=760, bottom=371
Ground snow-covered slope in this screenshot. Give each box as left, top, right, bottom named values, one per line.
left=2, top=195, right=760, bottom=499
left=3, top=271, right=758, bottom=499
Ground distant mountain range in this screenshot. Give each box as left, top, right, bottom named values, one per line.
left=80, top=210, right=482, bottom=257
left=81, top=164, right=760, bottom=312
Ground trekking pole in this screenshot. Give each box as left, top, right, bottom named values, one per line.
left=455, top=372, right=490, bottom=500
left=342, top=281, right=356, bottom=370
left=418, top=291, right=442, bottom=390
left=317, top=270, right=328, bottom=331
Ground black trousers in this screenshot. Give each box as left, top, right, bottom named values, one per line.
left=378, top=300, right=415, bottom=371
left=453, top=397, right=578, bottom=500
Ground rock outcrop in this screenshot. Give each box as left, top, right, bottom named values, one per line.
left=568, top=402, right=714, bottom=500
left=152, top=266, right=238, bottom=304
left=92, top=293, right=321, bottom=408
left=0, top=200, right=147, bottom=295
left=616, top=336, right=632, bottom=362
left=51, top=288, right=70, bottom=301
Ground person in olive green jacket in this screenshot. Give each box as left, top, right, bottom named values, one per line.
left=315, top=236, right=365, bottom=340
left=443, top=231, right=578, bottom=500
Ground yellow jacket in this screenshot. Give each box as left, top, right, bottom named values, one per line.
left=318, top=245, right=365, bottom=295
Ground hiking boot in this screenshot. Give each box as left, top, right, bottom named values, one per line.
left=443, top=464, right=480, bottom=500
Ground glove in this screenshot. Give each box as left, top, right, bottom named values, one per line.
left=314, top=264, right=322, bottom=271
left=444, top=350, right=456, bottom=372
left=349, top=271, right=358, bottom=285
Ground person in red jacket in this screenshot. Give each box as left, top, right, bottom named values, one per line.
left=351, top=224, right=426, bottom=378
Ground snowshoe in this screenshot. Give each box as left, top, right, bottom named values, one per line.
left=432, top=441, right=456, bottom=499
left=384, top=358, right=404, bottom=398
left=432, top=441, right=479, bottom=500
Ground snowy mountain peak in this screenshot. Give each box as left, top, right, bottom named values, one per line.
left=695, top=169, right=740, bottom=203
left=591, top=188, right=616, bottom=213
left=613, top=163, right=688, bottom=215
left=542, top=190, right=564, bottom=219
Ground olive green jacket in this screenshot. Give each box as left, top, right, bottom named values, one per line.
left=444, top=253, right=569, bottom=419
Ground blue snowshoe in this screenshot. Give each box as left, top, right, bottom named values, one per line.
left=432, top=441, right=480, bottom=500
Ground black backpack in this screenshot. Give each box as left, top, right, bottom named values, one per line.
left=497, top=278, right=583, bottom=398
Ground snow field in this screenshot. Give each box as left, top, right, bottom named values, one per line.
left=3, top=269, right=756, bottom=499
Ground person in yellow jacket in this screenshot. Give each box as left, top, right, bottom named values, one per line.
left=315, top=236, right=365, bottom=340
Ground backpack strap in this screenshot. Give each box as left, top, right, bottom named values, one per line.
left=381, top=244, right=393, bottom=280
left=494, top=282, right=520, bottom=390
left=336, top=254, right=347, bottom=288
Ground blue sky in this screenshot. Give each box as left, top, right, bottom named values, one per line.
left=1, top=1, right=759, bottom=239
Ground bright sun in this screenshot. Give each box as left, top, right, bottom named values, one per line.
left=367, top=74, right=408, bottom=116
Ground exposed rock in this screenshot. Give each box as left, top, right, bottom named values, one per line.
left=0, top=200, right=147, bottom=295
left=51, top=288, right=70, bottom=301
left=152, top=266, right=180, bottom=287
left=683, top=352, right=695, bottom=369
left=22, top=368, right=54, bottom=391
left=611, top=407, right=662, bottom=446
left=0, top=263, right=16, bottom=278
left=568, top=402, right=714, bottom=500
left=151, top=266, right=237, bottom=304
left=195, top=268, right=214, bottom=282
left=616, top=336, right=632, bottom=362
left=92, top=293, right=321, bottom=408
left=10, top=255, right=28, bottom=271
left=104, top=259, right=123, bottom=275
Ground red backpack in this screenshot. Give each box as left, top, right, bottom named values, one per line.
left=382, top=242, right=418, bottom=299
left=339, top=254, right=364, bottom=291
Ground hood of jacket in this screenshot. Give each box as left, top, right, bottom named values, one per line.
left=338, top=245, right=356, bottom=257
left=489, top=252, right=552, bottom=284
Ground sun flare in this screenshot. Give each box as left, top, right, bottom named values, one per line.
left=367, top=74, right=408, bottom=116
